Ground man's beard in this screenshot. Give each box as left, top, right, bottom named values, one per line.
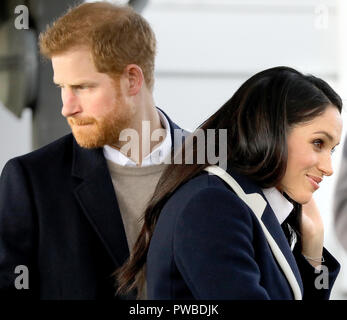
left=67, top=105, right=133, bottom=149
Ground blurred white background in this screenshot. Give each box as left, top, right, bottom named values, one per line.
left=1, top=0, right=346, bottom=298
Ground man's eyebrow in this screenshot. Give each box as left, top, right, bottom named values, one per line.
left=70, top=82, right=97, bottom=87
left=313, top=131, right=339, bottom=145
left=52, top=80, right=97, bottom=86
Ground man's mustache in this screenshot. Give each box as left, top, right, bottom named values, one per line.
left=68, top=117, right=96, bottom=126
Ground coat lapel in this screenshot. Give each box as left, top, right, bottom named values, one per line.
left=71, top=138, right=129, bottom=268
left=260, top=203, right=303, bottom=294
left=205, top=165, right=304, bottom=299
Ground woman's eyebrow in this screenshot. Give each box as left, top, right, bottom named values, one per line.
left=313, top=131, right=339, bottom=145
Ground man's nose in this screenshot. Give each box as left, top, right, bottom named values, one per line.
left=61, top=88, right=82, bottom=118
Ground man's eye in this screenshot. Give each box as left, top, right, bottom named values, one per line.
left=75, top=85, right=88, bottom=90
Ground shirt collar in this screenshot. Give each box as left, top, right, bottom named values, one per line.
left=261, top=187, right=294, bottom=225
left=103, top=109, right=172, bottom=167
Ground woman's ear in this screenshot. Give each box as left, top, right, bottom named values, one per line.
left=123, top=64, right=144, bottom=96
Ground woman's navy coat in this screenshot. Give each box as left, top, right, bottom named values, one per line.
left=147, top=168, right=340, bottom=300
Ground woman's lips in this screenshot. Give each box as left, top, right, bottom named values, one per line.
left=306, top=174, right=322, bottom=190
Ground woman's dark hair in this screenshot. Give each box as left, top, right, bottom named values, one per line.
left=115, top=66, right=342, bottom=296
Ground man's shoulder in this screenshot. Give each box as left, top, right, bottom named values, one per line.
left=9, top=134, right=74, bottom=168
left=156, top=106, right=190, bottom=134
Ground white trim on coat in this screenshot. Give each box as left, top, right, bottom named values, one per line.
left=204, top=165, right=303, bottom=300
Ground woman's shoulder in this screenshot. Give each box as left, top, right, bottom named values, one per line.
left=157, top=171, right=257, bottom=242
left=169, top=168, right=259, bottom=202
left=162, top=170, right=253, bottom=221
left=171, top=170, right=233, bottom=200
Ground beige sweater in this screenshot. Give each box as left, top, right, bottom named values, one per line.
left=106, top=160, right=167, bottom=256
left=107, top=160, right=167, bottom=299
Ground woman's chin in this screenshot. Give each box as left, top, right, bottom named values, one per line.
left=285, top=188, right=313, bottom=205
left=291, top=193, right=312, bottom=205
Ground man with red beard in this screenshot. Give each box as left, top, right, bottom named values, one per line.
left=0, top=2, right=185, bottom=299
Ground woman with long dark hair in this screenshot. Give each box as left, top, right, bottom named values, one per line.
left=117, top=66, right=342, bottom=299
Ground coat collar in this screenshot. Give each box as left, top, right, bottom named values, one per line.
left=205, top=165, right=304, bottom=299
left=72, top=139, right=129, bottom=268
left=71, top=107, right=184, bottom=178
left=157, top=106, right=189, bottom=153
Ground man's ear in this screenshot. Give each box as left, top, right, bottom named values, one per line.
left=123, top=64, right=144, bottom=96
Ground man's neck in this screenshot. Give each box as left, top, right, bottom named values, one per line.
left=111, top=99, right=166, bottom=165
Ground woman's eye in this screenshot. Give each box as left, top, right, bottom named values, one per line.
left=313, top=139, right=323, bottom=149
left=313, top=139, right=336, bottom=155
